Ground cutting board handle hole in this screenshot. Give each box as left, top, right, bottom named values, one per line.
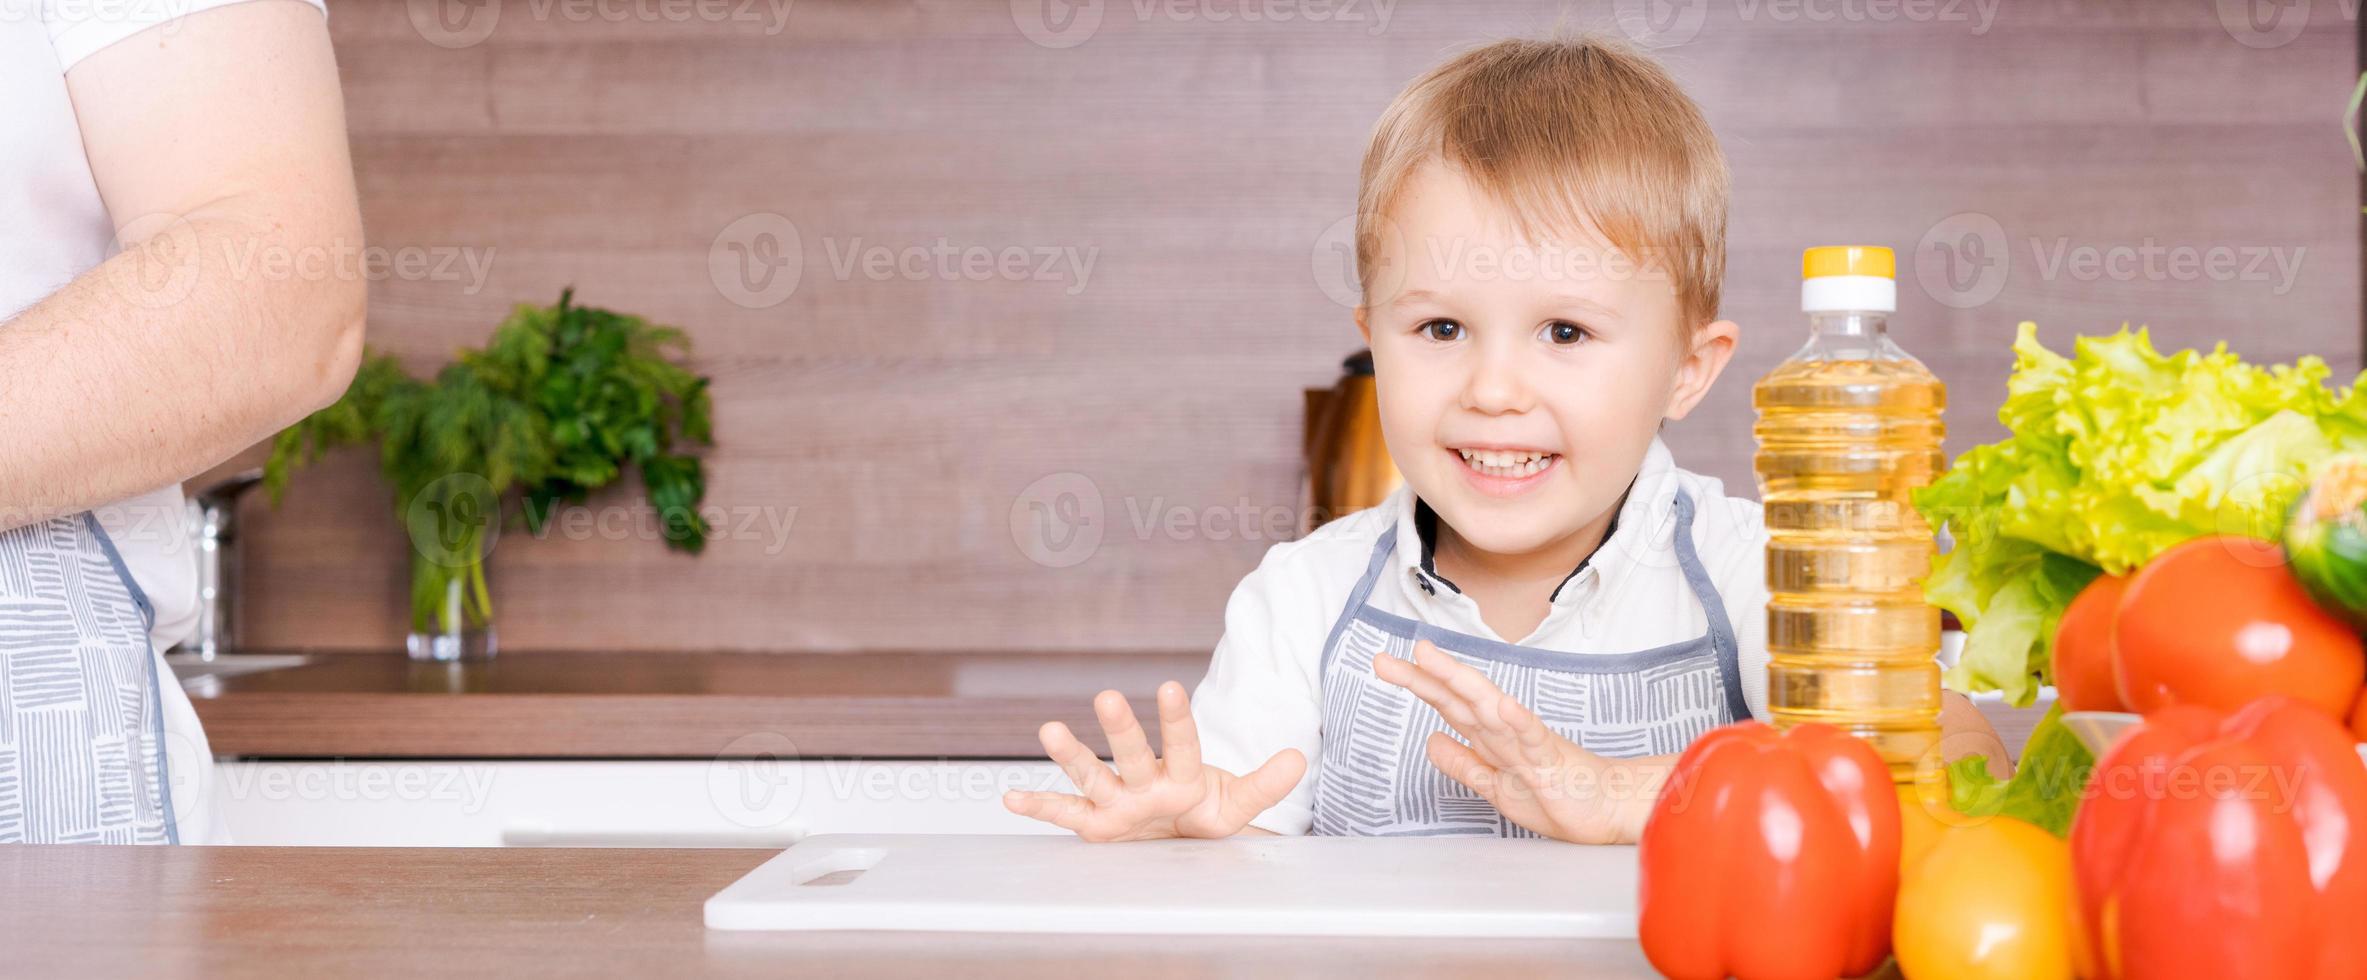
left=791, top=846, right=885, bottom=887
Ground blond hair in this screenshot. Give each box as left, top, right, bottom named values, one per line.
left=1355, top=36, right=1729, bottom=330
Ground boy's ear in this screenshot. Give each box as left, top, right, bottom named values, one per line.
left=1354, top=306, right=1372, bottom=346
left=1664, top=319, right=1739, bottom=422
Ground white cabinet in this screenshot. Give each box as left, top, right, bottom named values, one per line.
left=203, top=759, right=1074, bottom=847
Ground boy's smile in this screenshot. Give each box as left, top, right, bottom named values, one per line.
left=1357, top=161, right=1739, bottom=587
left=1450, top=446, right=1561, bottom=495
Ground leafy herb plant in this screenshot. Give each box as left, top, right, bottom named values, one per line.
left=264, top=289, right=714, bottom=637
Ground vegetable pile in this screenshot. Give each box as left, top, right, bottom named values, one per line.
left=1915, top=321, right=2367, bottom=706
left=1636, top=322, right=2367, bottom=980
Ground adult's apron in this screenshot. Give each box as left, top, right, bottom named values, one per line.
left=0, top=513, right=178, bottom=843
left=1311, top=486, right=1747, bottom=837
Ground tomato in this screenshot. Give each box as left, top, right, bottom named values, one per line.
left=1895, top=816, right=2075, bottom=980
left=2052, top=573, right=2128, bottom=713
left=2112, top=536, right=2364, bottom=719
left=2351, top=687, right=2367, bottom=742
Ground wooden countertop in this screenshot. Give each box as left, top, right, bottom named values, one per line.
left=0, top=845, right=1661, bottom=977
left=184, top=649, right=2050, bottom=763
left=185, top=651, right=1211, bottom=760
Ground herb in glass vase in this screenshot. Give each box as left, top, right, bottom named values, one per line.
left=264, top=289, right=714, bottom=660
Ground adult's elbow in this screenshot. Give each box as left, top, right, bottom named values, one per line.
left=296, top=271, right=368, bottom=415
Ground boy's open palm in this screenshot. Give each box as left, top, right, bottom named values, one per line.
left=1373, top=640, right=1661, bottom=844
left=1003, top=682, right=1305, bottom=841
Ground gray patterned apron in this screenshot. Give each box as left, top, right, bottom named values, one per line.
left=1311, top=487, right=1747, bottom=837
left=0, top=513, right=177, bottom=843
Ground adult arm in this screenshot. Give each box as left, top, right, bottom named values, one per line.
left=0, top=0, right=364, bottom=528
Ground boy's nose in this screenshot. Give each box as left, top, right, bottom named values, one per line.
left=1460, top=347, right=1534, bottom=415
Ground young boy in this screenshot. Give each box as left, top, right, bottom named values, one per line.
left=1005, top=36, right=2001, bottom=843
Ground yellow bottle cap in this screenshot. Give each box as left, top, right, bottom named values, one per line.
left=1802, top=246, right=1895, bottom=280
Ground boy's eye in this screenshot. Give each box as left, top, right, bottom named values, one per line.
left=1417, top=319, right=1465, bottom=342
left=1542, top=320, right=1590, bottom=346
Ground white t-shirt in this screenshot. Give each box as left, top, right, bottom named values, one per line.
left=3, top=0, right=329, bottom=843
left=1191, top=435, right=1774, bottom=835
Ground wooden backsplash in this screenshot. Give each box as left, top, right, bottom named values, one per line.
left=202, top=0, right=2363, bottom=653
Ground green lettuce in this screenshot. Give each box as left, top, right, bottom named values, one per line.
left=1915, top=322, right=2367, bottom=705
left=1947, top=704, right=2095, bottom=837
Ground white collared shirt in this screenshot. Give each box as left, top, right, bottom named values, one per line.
left=1192, top=435, right=1772, bottom=835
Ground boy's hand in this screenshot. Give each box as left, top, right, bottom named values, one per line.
left=1373, top=640, right=1666, bottom=844
left=1003, top=681, right=1306, bottom=842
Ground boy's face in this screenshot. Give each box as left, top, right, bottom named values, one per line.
left=1357, top=162, right=1737, bottom=561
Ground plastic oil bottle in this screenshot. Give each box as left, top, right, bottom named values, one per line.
left=1753, top=246, right=1946, bottom=782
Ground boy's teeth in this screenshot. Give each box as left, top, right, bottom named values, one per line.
left=1456, top=449, right=1558, bottom=478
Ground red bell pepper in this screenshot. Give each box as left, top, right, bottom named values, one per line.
left=2069, top=696, right=2367, bottom=980
left=1638, top=722, right=1900, bottom=980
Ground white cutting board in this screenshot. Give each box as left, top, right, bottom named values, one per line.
left=704, top=833, right=1638, bottom=937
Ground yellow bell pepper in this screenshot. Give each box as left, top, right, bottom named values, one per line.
left=1893, top=812, right=2074, bottom=980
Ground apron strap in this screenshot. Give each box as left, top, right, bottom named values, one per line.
left=1667, top=488, right=1751, bottom=723
left=1317, top=529, right=1400, bottom=677
left=80, top=512, right=179, bottom=845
